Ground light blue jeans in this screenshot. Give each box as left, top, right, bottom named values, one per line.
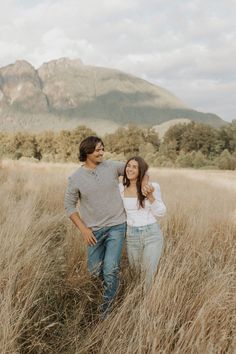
left=126, top=222, right=163, bottom=289
left=87, top=222, right=126, bottom=318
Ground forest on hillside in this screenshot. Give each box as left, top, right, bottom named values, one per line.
left=0, top=121, right=236, bottom=170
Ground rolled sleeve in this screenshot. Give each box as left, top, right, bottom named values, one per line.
left=64, top=176, right=80, bottom=218
left=150, top=183, right=166, bottom=217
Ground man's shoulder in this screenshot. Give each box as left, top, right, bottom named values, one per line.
left=102, top=159, right=125, bottom=168
left=100, top=160, right=110, bottom=167
left=68, top=166, right=84, bottom=181
left=99, top=160, right=120, bottom=169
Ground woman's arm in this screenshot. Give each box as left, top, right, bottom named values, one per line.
left=146, top=183, right=166, bottom=217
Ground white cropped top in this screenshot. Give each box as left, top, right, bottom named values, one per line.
left=119, top=182, right=166, bottom=227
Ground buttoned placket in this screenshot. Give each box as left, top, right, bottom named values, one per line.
left=87, top=169, right=101, bottom=182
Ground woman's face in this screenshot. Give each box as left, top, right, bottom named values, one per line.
left=126, top=159, right=139, bottom=181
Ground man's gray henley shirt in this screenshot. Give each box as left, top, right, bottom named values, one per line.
left=64, top=160, right=126, bottom=230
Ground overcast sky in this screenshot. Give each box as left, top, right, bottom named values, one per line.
left=0, top=0, right=235, bottom=122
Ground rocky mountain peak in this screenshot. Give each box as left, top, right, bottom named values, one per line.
left=0, top=60, right=35, bottom=76
left=38, top=57, right=83, bottom=75
left=0, top=59, right=48, bottom=113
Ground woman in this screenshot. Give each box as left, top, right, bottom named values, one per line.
left=119, top=156, right=166, bottom=289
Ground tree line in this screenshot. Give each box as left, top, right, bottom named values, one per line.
left=0, top=121, right=236, bottom=169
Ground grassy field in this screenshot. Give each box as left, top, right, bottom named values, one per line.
left=0, top=160, right=235, bottom=354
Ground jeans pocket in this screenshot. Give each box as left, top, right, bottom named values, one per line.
left=93, top=228, right=104, bottom=241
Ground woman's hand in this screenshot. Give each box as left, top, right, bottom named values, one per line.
left=142, top=183, right=154, bottom=196
left=141, top=173, right=149, bottom=196
left=145, top=184, right=155, bottom=203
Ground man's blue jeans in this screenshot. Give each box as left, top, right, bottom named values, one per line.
left=87, top=222, right=126, bottom=317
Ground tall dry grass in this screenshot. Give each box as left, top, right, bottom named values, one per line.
left=0, top=160, right=235, bottom=354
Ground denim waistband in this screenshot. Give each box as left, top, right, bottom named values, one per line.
left=127, top=222, right=157, bottom=231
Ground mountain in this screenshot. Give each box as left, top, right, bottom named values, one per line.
left=0, top=58, right=226, bottom=133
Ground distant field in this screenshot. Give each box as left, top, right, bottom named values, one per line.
left=0, top=160, right=235, bottom=353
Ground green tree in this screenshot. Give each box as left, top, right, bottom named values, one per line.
left=152, top=153, right=174, bottom=167
left=163, top=122, right=222, bottom=157
left=163, top=123, right=188, bottom=153
left=218, top=121, right=236, bottom=153
left=104, top=125, right=144, bottom=157
left=192, top=151, right=208, bottom=168
left=8, top=132, right=39, bottom=159
left=37, top=131, right=57, bottom=161
left=159, top=141, right=177, bottom=161
left=176, top=151, right=195, bottom=168
left=180, top=122, right=220, bottom=156
left=139, top=143, right=155, bottom=159
left=216, top=149, right=236, bottom=170
left=143, top=127, right=160, bottom=150
left=56, top=126, right=95, bottom=162
left=0, top=133, right=12, bottom=158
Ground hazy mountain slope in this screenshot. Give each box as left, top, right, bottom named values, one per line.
left=0, top=58, right=226, bottom=132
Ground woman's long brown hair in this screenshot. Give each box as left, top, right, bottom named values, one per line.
left=123, top=156, right=149, bottom=208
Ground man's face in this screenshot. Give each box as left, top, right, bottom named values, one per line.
left=86, top=142, right=104, bottom=165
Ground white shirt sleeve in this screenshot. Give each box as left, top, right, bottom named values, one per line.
left=118, top=182, right=124, bottom=198
left=149, top=182, right=166, bottom=217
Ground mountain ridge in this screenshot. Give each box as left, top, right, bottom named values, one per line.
left=0, top=57, right=226, bottom=132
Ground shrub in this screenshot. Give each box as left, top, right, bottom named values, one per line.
left=192, top=151, right=208, bottom=168
left=176, top=151, right=195, bottom=168
left=216, top=149, right=236, bottom=170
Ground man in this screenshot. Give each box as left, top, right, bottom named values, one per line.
left=64, top=136, right=149, bottom=318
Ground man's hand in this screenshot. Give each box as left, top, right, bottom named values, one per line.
left=81, top=227, right=97, bottom=246
left=69, top=213, right=97, bottom=246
